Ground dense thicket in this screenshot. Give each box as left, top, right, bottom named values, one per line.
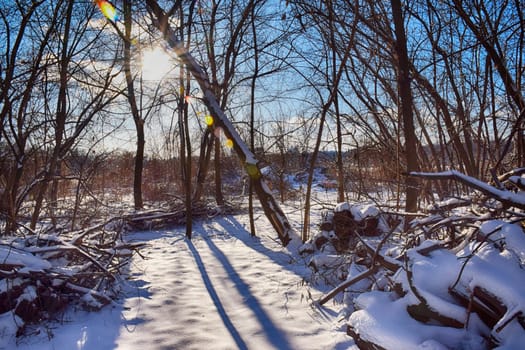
left=0, top=0, right=523, bottom=238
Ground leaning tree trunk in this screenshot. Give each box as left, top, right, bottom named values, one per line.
left=145, top=0, right=294, bottom=246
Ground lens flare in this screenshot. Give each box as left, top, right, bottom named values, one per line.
left=95, top=0, right=118, bottom=22
left=204, top=115, right=214, bottom=126
left=225, top=138, right=234, bottom=149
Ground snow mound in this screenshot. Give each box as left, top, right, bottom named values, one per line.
left=349, top=291, right=487, bottom=349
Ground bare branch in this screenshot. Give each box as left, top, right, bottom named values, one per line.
left=407, top=170, right=525, bottom=210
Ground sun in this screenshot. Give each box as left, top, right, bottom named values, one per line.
left=141, top=46, right=174, bottom=81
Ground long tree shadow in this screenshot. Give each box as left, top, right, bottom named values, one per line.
left=210, top=215, right=312, bottom=278
left=202, top=235, right=295, bottom=350
left=186, top=239, right=249, bottom=350
left=196, top=217, right=341, bottom=319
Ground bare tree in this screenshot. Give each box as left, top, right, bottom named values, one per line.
left=288, top=0, right=523, bottom=211
left=30, top=1, right=121, bottom=229
left=0, top=1, right=48, bottom=233
left=450, top=0, right=525, bottom=171
left=248, top=2, right=259, bottom=237
left=123, top=0, right=145, bottom=210
left=144, top=0, right=295, bottom=246
left=0, top=1, right=121, bottom=233
left=286, top=0, right=358, bottom=241
left=390, top=0, right=420, bottom=213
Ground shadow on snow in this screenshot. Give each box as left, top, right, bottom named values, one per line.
left=186, top=239, right=250, bottom=350
left=201, top=235, right=295, bottom=350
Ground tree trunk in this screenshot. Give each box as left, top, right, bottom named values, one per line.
left=214, top=140, right=225, bottom=207
left=31, top=0, right=74, bottom=230
left=133, top=122, right=145, bottom=210
left=124, top=0, right=144, bottom=210
left=327, top=0, right=345, bottom=204
left=193, top=129, right=214, bottom=202
left=390, top=0, right=420, bottom=213
left=248, top=3, right=258, bottom=237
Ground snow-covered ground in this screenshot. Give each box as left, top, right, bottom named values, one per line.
left=3, top=207, right=354, bottom=350
left=3, top=182, right=525, bottom=349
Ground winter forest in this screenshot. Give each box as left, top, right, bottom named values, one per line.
left=1, top=0, right=524, bottom=349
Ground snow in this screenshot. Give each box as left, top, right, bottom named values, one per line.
left=1, top=212, right=352, bottom=350
left=349, top=291, right=486, bottom=349
left=17, top=286, right=37, bottom=304
left=411, top=170, right=525, bottom=207
left=0, top=246, right=52, bottom=272
left=333, top=202, right=379, bottom=220
left=351, top=204, right=379, bottom=221
left=391, top=247, right=467, bottom=325
left=0, top=313, right=23, bottom=340
left=457, top=240, right=525, bottom=334
left=334, top=202, right=351, bottom=213
left=347, top=230, right=525, bottom=349
left=2, top=191, right=524, bottom=349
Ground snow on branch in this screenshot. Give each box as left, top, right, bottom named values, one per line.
left=407, top=170, right=525, bottom=210
left=0, top=217, right=145, bottom=336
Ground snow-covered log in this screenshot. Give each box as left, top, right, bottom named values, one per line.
left=144, top=0, right=294, bottom=247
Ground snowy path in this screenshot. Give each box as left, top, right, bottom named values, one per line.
left=117, top=217, right=351, bottom=349
left=10, top=215, right=353, bottom=350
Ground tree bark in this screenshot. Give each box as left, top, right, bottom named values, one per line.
left=214, top=140, right=225, bottom=207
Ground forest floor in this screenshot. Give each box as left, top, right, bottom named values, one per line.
left=5, top=202, right=355, bottom=349
left=5, top=181, right=525, bottom=349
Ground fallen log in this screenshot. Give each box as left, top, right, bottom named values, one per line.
left=347, top=326, right=387, bottom=350
left=404, top=256, right=464, bottom=329
left=450, top=285, right=525, bottom=333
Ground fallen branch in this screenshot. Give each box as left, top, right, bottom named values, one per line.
left=407, top=170, right=525, bottom=210
left=70, top=216, right=123, bottom=246
left=405, top=255, right=464, bottom=328
left=0, top=218, right=143, bottom=335
left=317, top=266, right=377, bottom=305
